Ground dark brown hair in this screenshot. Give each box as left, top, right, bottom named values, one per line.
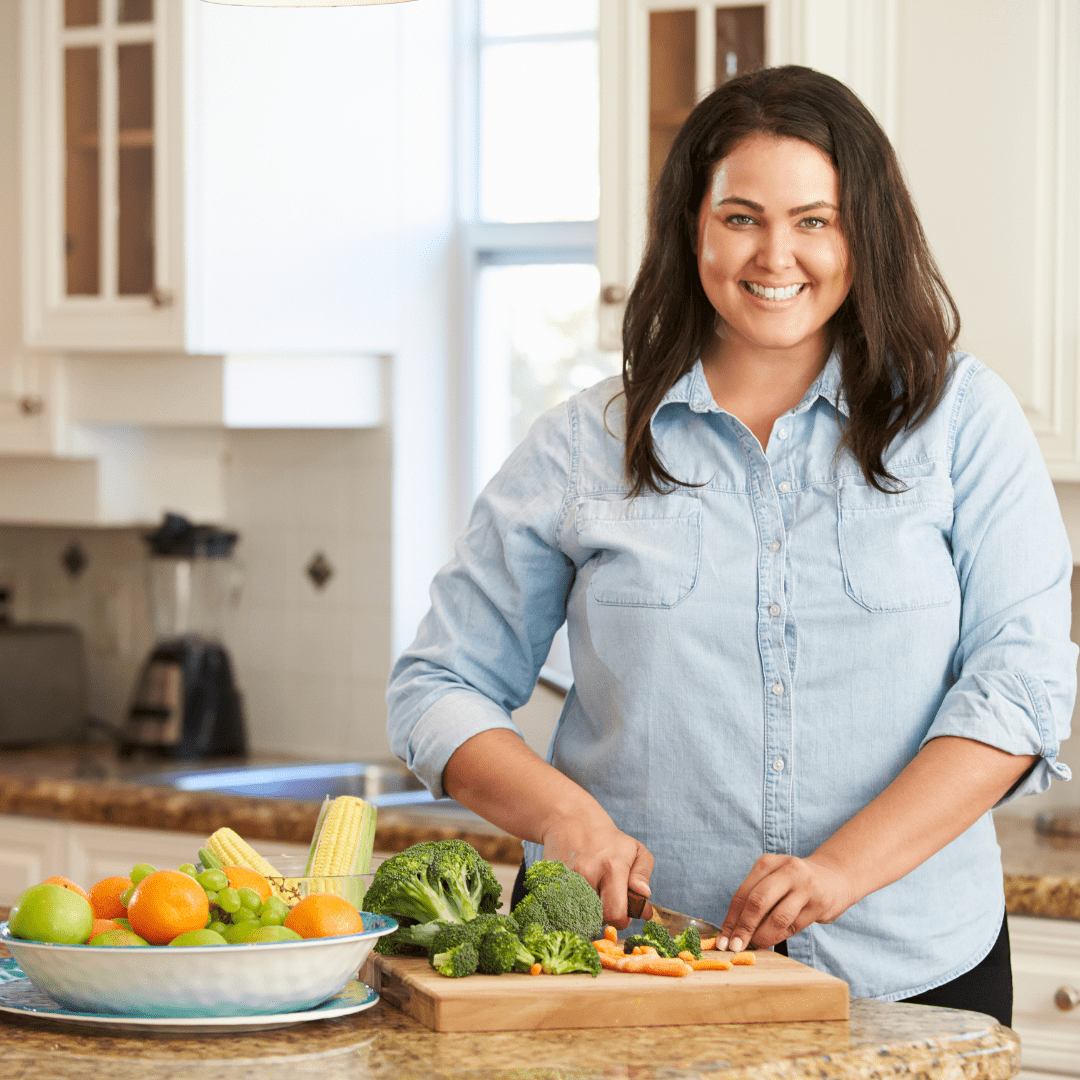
left=622, top=65, right=960, bottom=494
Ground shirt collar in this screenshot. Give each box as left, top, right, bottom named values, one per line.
left=653, top=346, right=849, bottom=421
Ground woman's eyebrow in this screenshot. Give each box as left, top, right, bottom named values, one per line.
left=717, top=197, right=838, bottom=215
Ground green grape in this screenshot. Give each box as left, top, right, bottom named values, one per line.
left=217, top=887, right=241, bottom=914
left=204, top=890, right=218, bottom=905
left=208, top=920, right=228, bottom=935
left=119, top=885, right=135, bottom=907
left=130, top=863, right=156, bottom=886
left=178, top=863, right=198, bottom=877
left=230, top=909, right=258, bottom=927
left=197, top=868, right=229, bottom=892
left=237, top=888, right=263, bottom=912
left=222, top=921, right=257, bottom=943
left=259, top=908, right=285, bottom=927
left=260, top=896, right=290, bottom=921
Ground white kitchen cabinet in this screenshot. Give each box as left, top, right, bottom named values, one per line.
left=20, top=0, right=406, bottom=357
left=1010, top=914, right=1080, bottom=1078
left=597, top=1, right=1080, bottom=481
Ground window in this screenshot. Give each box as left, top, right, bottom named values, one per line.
left=465, top=0, right=620, bottom=501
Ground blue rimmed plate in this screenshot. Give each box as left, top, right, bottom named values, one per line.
left=0, top=957, right=378, bottom=1034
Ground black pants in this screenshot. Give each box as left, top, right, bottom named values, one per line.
left=776, top=915, right=1013, bottom=1027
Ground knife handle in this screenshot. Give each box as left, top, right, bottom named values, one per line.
left=626, top=888, right=647, bottom=920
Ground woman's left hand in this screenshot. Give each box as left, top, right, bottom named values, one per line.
left=716, top=852, right=856, bottom=953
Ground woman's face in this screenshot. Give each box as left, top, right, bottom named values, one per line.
left=696, top=134, right=852, bottom=359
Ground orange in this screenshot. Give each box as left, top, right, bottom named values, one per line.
left=283, top=894, right=364, bottom=939
left=126, top=870, right=210, bottom=946
left=87, top=876, right=133, bottom=920
left=89, top=917, right=125, bottom=939
left=221, top=866, right=272, bottom=902
left=42, top=876, right=89, bottom=901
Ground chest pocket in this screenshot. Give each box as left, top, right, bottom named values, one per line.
left=576, top=494, right=701, bottom=608
left=838, top=476, right=958, bottom=612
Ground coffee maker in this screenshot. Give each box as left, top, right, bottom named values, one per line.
left=119, top=514, right=248, bottom=759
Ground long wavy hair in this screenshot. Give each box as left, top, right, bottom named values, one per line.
left=622, top=65, right=960, bottom=495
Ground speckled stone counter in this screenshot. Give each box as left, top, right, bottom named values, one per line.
left=996, top=810, right=1080, bottom=920
left=0, top=914, right=1019, bottom=1080
left=0, top=745, right=524, bottom=866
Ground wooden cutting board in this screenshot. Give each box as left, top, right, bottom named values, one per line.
left=361, top=949, right=849, bottom=1032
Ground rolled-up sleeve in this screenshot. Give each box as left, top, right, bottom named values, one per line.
left=919, top=361, right=1077, bottom=801
left=386, top=403, right=576, bottom=798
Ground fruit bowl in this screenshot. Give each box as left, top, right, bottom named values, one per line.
left=0, top=912, right=397, bottom=1018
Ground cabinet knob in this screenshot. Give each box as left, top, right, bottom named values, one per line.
left=18, top=395, right=44, bottom=417
left=601, top=284, right=627, bottom=305
left=1055, top=985, right=1080, bottom=1011
left=150, top=286, right=174, bottom=308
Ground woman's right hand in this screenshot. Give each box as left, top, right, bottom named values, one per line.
left=540, top=809, right=654, bottom=929
left=443, top=728, right=654, bottom=928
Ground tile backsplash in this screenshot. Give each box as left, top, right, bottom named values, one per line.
left=0, top=423, right=392, bottom=762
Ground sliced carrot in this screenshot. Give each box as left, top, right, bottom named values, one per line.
left=689, top=957, right=732, bottom=970
left=598, top=952, right=623, bottom=971
left=631, top=944, right=659, bottom=956
left=699, top=936, right=717, bottom=951
left=632, top=957, right=693, bottom=977
left=732, top=951, right=756, bottom=965
left=604, top=925, right=618, bottom=943
left=593, top=939, right=623, bottom=955
left=678, top=950, right=697, bottom=962
left=529, top=963, right=542, bottom=976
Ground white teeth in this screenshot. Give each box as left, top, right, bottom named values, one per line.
left=746, top=282, right=804, bottom=300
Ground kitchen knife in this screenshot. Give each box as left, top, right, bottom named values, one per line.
left=626, top=888, right=722, bottom=937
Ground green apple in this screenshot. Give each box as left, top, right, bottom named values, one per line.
left=9, top=883, right=94, bottom=944
left=243, top=925, right=302, bottom=944
left=168, top=929, right=228, bottom=946
left=89, top=929, right=148, bottom=946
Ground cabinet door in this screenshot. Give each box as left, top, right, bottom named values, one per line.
left=0, top=815, right=66, bottom=906
left=0, top=355, right=61, bottom=455
left=21, top=0, right=185, bottom=351
left=1009, top=914, right=1080, bottom=1077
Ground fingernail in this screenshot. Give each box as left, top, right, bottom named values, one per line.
left=729, top=937, right=743, bottom=954
left=717, top=936, right=729, bottom=952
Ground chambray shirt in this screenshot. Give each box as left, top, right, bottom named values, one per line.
left=387, top=350, right=1076, bottom=1000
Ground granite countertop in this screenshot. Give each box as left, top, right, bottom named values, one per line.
left=0, top=745, right=525, bottom=866
left=0, top=912, right=1019, bottom=1080
left=996, top=808, right=1080, bottom=920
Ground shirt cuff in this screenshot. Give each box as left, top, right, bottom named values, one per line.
left=402, top=687, right=524, bottom=800
left=919, top=671, right=1072, bottom=805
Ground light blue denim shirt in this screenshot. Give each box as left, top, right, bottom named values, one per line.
left=387, top=350, right=1076, bottom=1000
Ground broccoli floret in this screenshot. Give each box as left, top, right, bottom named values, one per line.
left=365, top=840, right=502, bottom=955
left=426, top=921, right=480, bottom=962
left=638, top=920, right=679, bottom=958
left=511, top=861, right=603, bottom=941
left=673, top=926, right=702, bottom=959
left=477, top=926, right=535, bottom=975
left=431, top=940, right=479, bottom=978
left=520, top=926, right=601, bottom=977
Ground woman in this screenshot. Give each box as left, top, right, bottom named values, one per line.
left=387, top=66, right=1075, bottom=1023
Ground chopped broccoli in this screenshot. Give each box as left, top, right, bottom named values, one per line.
left=426, top=921, right=480, bottom=963
left=430, top=940, right=479, bottom=978
left=511, top=860, right=603, bottom=941
left=637, top=920, right=679, bottom=958
left=520, top=926, right=601, bottom=977
left=477, top=926, right=535, bottom=975
left=673, top=926, right=702, bottom=959
left=366, top=840, right=502, bottom=955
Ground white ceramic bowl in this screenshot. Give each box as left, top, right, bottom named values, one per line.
left=0, top=912, right=397, bottom=1018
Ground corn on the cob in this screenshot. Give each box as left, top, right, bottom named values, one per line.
left=205, top=827, right=281, bottom=879
left=305, top=795, right=377, bottom=876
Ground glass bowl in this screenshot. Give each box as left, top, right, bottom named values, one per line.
left=258, top=854, right=372, bottom=910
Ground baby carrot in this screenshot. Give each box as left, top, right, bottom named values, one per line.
left=604, top=925, right=618, bottom=943
left=689, top=957, right=732, bottom=970
left=731, top=951, right=756, bottom=965
left=529, top=963, right=543, bottom=976
left=678, top=950, right=697, bottom=962
left=598, top=952, right=622, bottom=971
left=699, top=936, right=717, bottom=951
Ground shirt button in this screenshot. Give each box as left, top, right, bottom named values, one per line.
left=772, top=757, right=785, bottom=772
left=777, top=428, right=788, bottom=440
left=778, top=481, right=791, bottom=493
left=769, top=540, right=781, bottom=552
left=769, top=603, right=781, bottom=616
left=772, top=680, right=783, bottom=696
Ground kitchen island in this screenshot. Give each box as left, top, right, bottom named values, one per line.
left=0, top=910, right=1019, bottom=1080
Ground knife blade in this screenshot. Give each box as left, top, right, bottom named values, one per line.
left=626, top=888, right=722, bottom=937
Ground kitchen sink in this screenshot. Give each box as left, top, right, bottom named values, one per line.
left=132, top=760, right=432, bottom=805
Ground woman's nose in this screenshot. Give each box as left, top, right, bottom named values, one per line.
left=756, top=226, right=797, bottom=272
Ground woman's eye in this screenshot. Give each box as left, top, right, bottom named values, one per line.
left=725, top=214, right=755, bottom=226
left=801, top=217, right=828, bottom=229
